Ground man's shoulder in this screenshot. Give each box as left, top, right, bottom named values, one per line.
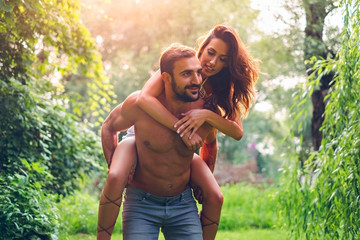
left=121, top=91, right=145, bottom=119
left=123, top=91, right=141, bottom=109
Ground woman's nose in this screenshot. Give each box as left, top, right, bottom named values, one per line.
left=209, top=57, right=216, bottom=66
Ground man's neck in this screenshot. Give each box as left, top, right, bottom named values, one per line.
left=159, top=92, right=194, bottom=118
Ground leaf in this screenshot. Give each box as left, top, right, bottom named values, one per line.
left=0, top=0, right=14, bottom=12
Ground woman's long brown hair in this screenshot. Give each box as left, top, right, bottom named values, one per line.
left=197, top=24, right=259, bottom=120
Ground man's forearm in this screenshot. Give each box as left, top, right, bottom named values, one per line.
left=101, top=122, right=119, bottom=167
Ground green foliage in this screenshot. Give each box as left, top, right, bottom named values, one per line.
left=0, top=0, right=113, bottom=129
left=0, top=173, right=58, bottom=240
left=281, top=0, right=360, bottom=239
left=0, top=78, right=103, bottom=196
left=1, top=0, right=110, bottom=238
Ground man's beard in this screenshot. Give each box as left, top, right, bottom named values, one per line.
left=171, top=79, right=200, bottom=102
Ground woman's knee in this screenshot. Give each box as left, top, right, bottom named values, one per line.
left=206, top=188, right=224, bottom=207
left=106, top=169, right=127, bottom=187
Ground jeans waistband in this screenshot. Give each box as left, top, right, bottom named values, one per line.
left=126, top=185, right=192, bottom=204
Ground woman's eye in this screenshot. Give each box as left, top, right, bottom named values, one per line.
left=220, top=57, right=228, bottom=62
left=207, top=50, right=215, bottom=56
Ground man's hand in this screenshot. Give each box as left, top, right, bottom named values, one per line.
left=127, top=161, right=137, bottom=185
left=192, top=184, right=204, bottom=204
left=181, top=131, right=203, bottom=151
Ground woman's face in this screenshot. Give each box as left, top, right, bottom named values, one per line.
left=199, top=38, right=229, bottom=78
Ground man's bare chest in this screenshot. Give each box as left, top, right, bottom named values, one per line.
left=134, top=117, right=190, bottom=154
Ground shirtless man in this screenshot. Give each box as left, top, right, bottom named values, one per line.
left=101, top=43, right=216, bottom=239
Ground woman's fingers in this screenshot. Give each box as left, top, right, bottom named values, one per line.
left=179, top=125, right=193, bottom=138
left=188, top=125, right=201, bottom=139
left=174, top=115, right=188, bottom=128
left=177, top=122, right=191, bottom=137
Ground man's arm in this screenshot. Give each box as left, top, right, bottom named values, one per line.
left=101, top=93, right=138, bottom=167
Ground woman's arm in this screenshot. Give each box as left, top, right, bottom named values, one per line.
left=136, top=70, right=178, bottom=130
left=175, top=109, right=244, bottom=141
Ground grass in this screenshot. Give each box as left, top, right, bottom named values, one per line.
left=66, top=229, right=289, bottom=240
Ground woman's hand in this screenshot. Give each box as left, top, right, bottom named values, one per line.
left=175, top=109, right=209, bottom=140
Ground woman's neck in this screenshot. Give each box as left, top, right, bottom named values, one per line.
left=200, top=77, right=212, bottom=98
left=204, top=77, right=213, bottom=90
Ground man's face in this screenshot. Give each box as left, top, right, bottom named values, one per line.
left=170, top=56, right=202, bottom=102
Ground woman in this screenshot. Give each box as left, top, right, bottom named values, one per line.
left=97, top=24, right=259, bottom=240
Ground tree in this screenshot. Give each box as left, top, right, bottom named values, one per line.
left=0, top=0, right=111, bottom=238
left=281, top=0, right=360, bottom=238
left=303, top=0, right=339, bottom=150
left=280, top=0, right=340, bottom=151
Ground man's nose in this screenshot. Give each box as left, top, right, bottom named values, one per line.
left=193, top=73, right=202, bottom=85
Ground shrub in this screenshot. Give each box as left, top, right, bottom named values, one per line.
left=0, top=0, right=110, bottom=238
left=0, top=173, right=59, bottom=240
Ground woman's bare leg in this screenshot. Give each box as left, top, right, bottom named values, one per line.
left=191, top=155, right=223, bottom=240
left=97, top=137, right=137, bottom=240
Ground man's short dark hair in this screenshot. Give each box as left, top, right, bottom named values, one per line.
left=160, top=43, right=196, bottom=76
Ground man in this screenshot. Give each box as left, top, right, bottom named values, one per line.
left=101, top=43, right=216, bottom=239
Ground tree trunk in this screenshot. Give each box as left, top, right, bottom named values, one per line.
left=303, top=0, right=335, bottom=150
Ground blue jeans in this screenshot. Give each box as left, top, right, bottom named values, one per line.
left=122, top=185, right=202, bottom=240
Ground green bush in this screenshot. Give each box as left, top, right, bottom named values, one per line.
left=0, top=0, right=110, bottom=239
left=0, top=173, right=58, bottom=240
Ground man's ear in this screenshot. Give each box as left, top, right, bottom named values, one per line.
left=161, top=72, right=171, bottom=84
